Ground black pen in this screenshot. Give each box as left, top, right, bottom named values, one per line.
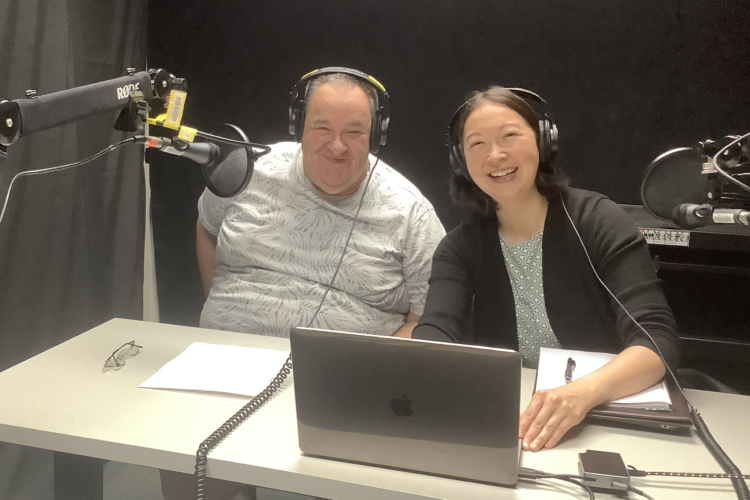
left=565, top=357, right=576, bottom=384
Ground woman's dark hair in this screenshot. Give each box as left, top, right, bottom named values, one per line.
left=449, top=86, right=568, bottom=218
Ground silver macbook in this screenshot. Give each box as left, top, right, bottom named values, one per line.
left=289, top=327, right=522, bottom=486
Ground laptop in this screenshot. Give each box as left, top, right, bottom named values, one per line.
left=289, top=327, right=522, bottom=486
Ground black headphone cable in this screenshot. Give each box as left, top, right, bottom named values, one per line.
left=559, top=191, right=749, bottom=500
left=0, top=137, right=138, bottom=229
left=519, top=467, right=595, bottom=499
left=193, top=156, right=380, bottom=500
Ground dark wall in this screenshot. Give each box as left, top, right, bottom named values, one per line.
left=147, top=0, right=750, bottom=326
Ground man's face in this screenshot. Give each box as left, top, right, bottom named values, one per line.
left=301, top=83, right=372, bottom=196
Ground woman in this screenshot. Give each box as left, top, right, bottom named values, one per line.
left=411, top=86, right=679, bottom=452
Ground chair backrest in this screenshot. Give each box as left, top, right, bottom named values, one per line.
left=677, top=368, right=740, bottom=394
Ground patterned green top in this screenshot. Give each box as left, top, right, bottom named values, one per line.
left=499, top=232, right=561, bottom=368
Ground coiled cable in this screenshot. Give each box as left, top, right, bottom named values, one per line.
left=194, top=157, right=380, bottom=500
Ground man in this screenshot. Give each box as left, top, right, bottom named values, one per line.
left=162, top=68, right=445, bottom=500
left=196, top=68, right=445, bottom=339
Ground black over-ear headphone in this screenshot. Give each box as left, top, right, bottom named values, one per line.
left=447, top=87, right=559, bottom=181
left=288, top=67, right=391, bottom=155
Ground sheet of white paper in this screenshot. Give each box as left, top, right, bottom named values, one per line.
left=140, top=342, right=290, bottom=397
left=536, top=347, right=671, bottom=408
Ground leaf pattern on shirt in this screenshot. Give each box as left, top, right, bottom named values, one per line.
left=197, top=142, right=446, bottom=337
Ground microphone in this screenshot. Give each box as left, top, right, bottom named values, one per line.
left=141, top=123, right=255, bottom=198
left=672, top=203, right=713, bottom=229
left=672, top=203, right=750, bottom=229
left=141, top=136, right=221, bottom=166
left=0, top=71, right=154, bottom=147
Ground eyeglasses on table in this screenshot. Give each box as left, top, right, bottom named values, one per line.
left=103, top=340, right=142, bottom=371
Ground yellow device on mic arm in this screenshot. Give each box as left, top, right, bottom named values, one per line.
left=141, top=87, right=272, bottom=198
left=146, top=88, right=271, bottom=152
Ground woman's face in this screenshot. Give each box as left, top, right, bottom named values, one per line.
left=462, top=103, right=540, bottom=204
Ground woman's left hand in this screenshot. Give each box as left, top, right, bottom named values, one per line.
left=518, top=381, right=600, bottom=452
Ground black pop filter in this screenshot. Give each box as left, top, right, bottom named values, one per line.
left=201, top=124, right=255, bottom=198
left=640, top=147, right=709, bottom=221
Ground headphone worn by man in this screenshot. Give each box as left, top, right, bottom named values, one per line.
left=288, top=67, right=391, bottom=155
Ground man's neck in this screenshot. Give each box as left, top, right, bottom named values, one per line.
left=311, top=184, right=356, bottom=204
left=496, top=190, right=548, bottom=244
left=304, top=159, right=370, bottom=200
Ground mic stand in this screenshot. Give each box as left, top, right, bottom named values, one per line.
left=0, top=99, right=22, bottom=147
left=114, top=90, right=150, bottom=133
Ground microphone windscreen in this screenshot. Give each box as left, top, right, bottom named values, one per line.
left=201, top=124, right=254, bottom=198
left=641, top=147, right=709, bottom=221
left=204, top=145, right=249, bottom=197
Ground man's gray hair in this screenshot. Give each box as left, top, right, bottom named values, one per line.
left=304, top=73, right=378, bottom=121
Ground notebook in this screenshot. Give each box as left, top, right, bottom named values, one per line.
left=290, top=327, right=523, bottom=486
left=536, top=347, right=671, bottom=410
left=534, top=347, right=692, bottom=430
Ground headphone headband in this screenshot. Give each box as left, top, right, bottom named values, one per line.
left=447, top=87, right=559, bottom=180
left=296, top=67, right=388, bottom=93
left=288, top=67, right=391, bottom=154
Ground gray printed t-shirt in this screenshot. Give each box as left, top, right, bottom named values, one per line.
left=499, top=232, right=561, bottom=368
left=198, top=142, right=446, bottom=337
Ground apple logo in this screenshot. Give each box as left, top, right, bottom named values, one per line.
left=390, top=394, right=413, bottom=417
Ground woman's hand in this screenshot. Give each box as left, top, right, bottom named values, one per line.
left=518, top=380, right=600, bottom=452
left=519, top=346, right=667, bottom=452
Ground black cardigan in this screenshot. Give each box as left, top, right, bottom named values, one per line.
left=413, top=188, right=680, bottom=370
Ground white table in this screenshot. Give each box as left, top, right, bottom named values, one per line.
left=0, top=319, right=748, bottom=500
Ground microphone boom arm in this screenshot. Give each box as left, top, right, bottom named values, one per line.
left=0, top=68, right=185, bottom=148
left=0, top=68, right=270, bottom=199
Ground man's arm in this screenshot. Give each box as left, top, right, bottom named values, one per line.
left=399, top=207, right=448, bottom=340
left=393, top=312, right=420, bottom=338
left=196, top=220, right=218, bottom=297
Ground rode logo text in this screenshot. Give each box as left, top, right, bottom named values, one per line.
left=116, top=83, right=140, bottom=100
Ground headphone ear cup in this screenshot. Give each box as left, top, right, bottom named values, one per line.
left=294, top=105, right=305, bottom=143
left=449, top=142, right=471, bottom=181
left=538, top=119, right=551, bottom=172
left=548, top=122, right=559, bottom=162
left=288, top=106, right=296, bottom=137
left=288, top=89, right=304, bottom=140
left=370, top=112, right=382, bottom=155
left=379, top=115, right=389, bottom=148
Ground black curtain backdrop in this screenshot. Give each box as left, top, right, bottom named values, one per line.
left=0, top=2, right=148, bottom=497
left=147, top=0, right=750, bottom=327
left=0, top=0, right=147, bottom=372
